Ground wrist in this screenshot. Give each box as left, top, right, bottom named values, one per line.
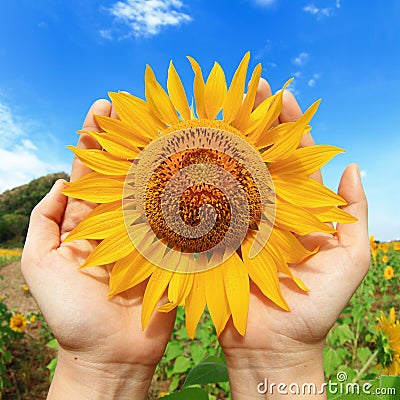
left=47, top=347, right=155, bottom=400
left=224, top=343, right=327, bottom=399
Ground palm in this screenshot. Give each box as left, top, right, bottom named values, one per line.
left=220, top=233, right=366, bottom=353
left=22, top=99, right=175, bottom=369
left=34, top=239, right=175, bottom=366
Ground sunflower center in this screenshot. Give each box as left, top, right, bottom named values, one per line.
left=123, top=123, right=276, bottom=272
left=144, top=147, right=261, bottom=253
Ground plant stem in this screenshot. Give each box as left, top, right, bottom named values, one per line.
left=352, top=349, right=379, bottom=383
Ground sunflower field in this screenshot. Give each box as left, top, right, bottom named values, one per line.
left=0, top=240, right=399, bottom=399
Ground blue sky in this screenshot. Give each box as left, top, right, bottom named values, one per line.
left=0, top=0, right=399, bottom=241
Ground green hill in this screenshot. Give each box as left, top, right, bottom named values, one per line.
left=0, top=172, right=69, bottom=245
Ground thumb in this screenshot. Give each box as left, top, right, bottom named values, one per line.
left=336, top=164, right=369, bottom=261
left=23, top=179, right=68, bottom=261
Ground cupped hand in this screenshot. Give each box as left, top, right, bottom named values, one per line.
left=21, top=100, right=176, bottom=400
left=219, top=81, right=370, bottom=399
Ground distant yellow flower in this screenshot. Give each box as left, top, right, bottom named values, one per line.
left=382, top=255, right=389, bottom=263
left=30, top=315, right=36, bottom=323
left=158, top=392, right=168, bottom=398
left=384, top=266, right=395, bottom=280
left=370, top=235, right=377, bottom=261
left=22, top=284, right=29, bottom=292
left=9, top=314, right=27, bottom=333
left=374, top=308, right=400, bottom=375
left=62, top=53, right=356, bottom=337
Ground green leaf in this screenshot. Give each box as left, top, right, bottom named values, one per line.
left=159, top=387, right=209, bottom=400
left=169, top=374, right=181, bottom=392
left=357, top=346, right=372, bottom=365
left=46, top=338, right=59, bottom=350
left=172, top=355, right=193, bottom=374
left=332, top=324, right=355, bottom=345
left=182, top=356, right=229, bottom=388
left=190, top=344, right=207, bottom=364
left=375, top=376, right=400, bottom=400
left=323, top=348, right=347, bottom=378
left=165, top=341, right=184, bottom=363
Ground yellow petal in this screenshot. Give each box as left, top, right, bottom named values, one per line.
left=242, top=234, right=289, bottom=310
left=260, top=100, right=320, bottom=161
left=108, top=92, right=162, bottom=140
left=85, top=201, right=122, bottom=219
left=187, top=56, right=207, bottom=118
left=269, top=145, right=345, bottom=176
left=233, top=63, right=262, bottom=131
left=145, top=65, right=179, bottom=126
left=204, top=62, right=227, bottom=119
left=223, top=52, right=250, bottom=124
left=245, top=94, right=275, bottom=134
left=84, top=130, right=139, bottom=160
left=141, top=267, right=173, bottom=329
left=61, top=172, right=124, bottom=203
left=255, top=122, right=311, bottom=149
left=67, top=146, right=131, bottom=176
left=275, top=198, right=336, bottom=235
left=185, top=272, right=207, bottom=339
left=109, top=250, right=156, bottom=296
left=94, top=114, right=152, bottom=147
left=168, top=61, right=191, bottom=120
left=80, top=228, right=134, bottom=268
left=65, top=209, right=124, bottom=242
left=205, top=266, right=230, bottom=336
left=308, top=206, right=358, bottom=224
left=264, top=242, right=309, bottom=292
left=158, top=266, right=194, bottom=313
left=268, top=228, right=317, bottom=264
left=249, top=79, right=293, bottom=143
left=273, top=175, right=347, bottom=207
left=222, top=253, right=249, bottom=336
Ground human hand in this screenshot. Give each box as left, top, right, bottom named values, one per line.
left=21, top=100, right=176, bottom=400
left=219, top=81, right=370, bottom=399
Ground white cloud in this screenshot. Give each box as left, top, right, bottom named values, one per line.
left=336, top=0, right=341, bottom=8
left=292, top=52, right=309, bottom=66
left=107, top=0, right=192, bottom=38
left=99, top=29, right=113, bottom=40
left=0, top=100, right=69, bottom=194
left=304, top=4, right=332, bottom=18
left=307, top=73, right=320, bottom=87
left=20, top=139, right=38, bottom=151
left=0, top=102, right=24, bottom=145
left=293, top=71, right=302, bottom=78
left=360, top=169, right=367, bottom=178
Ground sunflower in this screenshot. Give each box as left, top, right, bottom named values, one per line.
left=63, top=53, right=356, bottom=337
left=9, top=313, right=27, bottom=333
left=374, top=308, right=400, bottom=375
left=384, top=266, right=395, bottom=280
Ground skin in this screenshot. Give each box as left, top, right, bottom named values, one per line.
left=21, top=80, right=369, bottom=400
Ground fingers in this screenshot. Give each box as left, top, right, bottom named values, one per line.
left=61, top=99, right=112, bottom=237
left=253, top=78, right=272, bottom=109
left=70, top=99, right=112, bottom=182
left=336, top=164, right=369, bottom=260
left=278, top=90, right=302, bottom=123
left=23, top=180, right=67, bottom=262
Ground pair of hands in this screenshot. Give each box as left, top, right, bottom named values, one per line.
left=21, top=79, right=369, bottom=400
